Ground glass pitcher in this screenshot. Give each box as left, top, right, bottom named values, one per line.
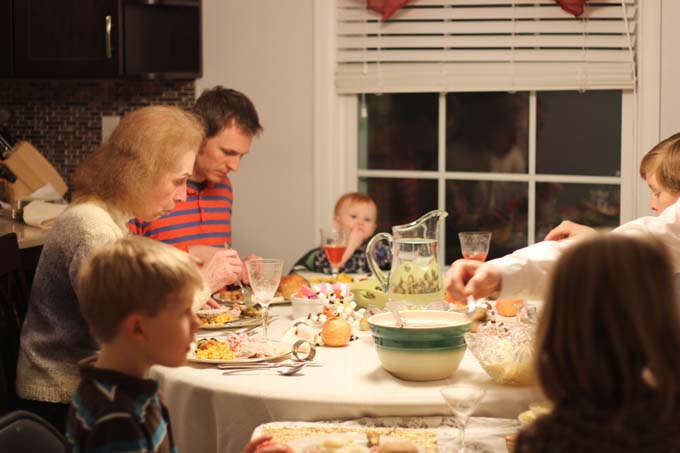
left=366, top=210, right=448, bottom=304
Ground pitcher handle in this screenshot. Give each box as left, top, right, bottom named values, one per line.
left=366, top=232, right=392, bottom=292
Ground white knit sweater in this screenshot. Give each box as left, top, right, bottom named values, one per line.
left=16, top=200, right=130, bottom=403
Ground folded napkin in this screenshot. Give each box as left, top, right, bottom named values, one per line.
left=22, top=200, right=68, bottom=229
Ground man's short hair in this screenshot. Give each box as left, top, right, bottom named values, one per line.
left=192, top=86, right=263, bottom=138
left=77, top=236, right=204, bottom=342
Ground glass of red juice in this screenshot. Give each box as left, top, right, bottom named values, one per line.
left=458, top=231, right=492, bottom=261
left=320, top=227, right=349, bottom=279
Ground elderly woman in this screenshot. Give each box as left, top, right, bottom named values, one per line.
left=15, top=105, right=240, bottom=431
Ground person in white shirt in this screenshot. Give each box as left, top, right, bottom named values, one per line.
left=445, top=132, right=680, bottom=301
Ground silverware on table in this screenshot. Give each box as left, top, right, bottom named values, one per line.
left=221, top=362, right=311, bottom=376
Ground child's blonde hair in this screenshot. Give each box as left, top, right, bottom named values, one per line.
left=77, top=236, right=204, bottom=342
left=537, top=234, right=680, bottom=419
left=640, top=132, right=680, bottom=193
left=334, top=192, right=377, bottom=217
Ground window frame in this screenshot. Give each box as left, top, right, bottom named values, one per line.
left=313, top=0, right=661, bottom=263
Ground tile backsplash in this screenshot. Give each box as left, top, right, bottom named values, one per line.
left=0, top=79, right=195, bottom=196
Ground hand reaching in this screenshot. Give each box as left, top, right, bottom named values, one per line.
left=544, top=220, right=595, bottom=241
left=445, top=259, right=501, bottom=301
left=201, top=248, right=243, bottom=293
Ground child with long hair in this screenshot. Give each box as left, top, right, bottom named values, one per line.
left=515, top=234, right=680, bottom=452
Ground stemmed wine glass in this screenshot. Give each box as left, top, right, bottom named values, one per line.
left=440, top=385, right=486, bottom=453
left=320, top=227, right=348, bottom=280
left=458, top=231, right=492, bottom=312
left=245, top=258, right=283, bottom=340
left=458, top=231, right=492, bottom=262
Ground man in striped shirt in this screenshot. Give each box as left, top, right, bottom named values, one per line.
left=130, top=87, right=262, bottom=292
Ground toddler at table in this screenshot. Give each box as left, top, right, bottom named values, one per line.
left=514, top=234, right=680, bottom=452
left=293, top=192, right=391, bottom=274
left=66, top=236, right=284, bottom=453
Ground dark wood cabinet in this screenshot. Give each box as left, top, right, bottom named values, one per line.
left=0, top=0, right=13, bottom=77
left=6, top=0, right=200, bottom=79
left=13, top=0, right=123, bottom=77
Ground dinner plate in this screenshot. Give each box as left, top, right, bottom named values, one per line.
left=294, top=271, right=369, bottom=285
left=186, top=339, right=292, bottom=364
left=198, top=316, right=262, bottom=330
left=285, top=433, right=423, bottom=453
left=212, top=293, right=287, bottom=305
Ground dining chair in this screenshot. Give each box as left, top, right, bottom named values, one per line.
left=0, top=233, right=30, bottom=415
left=0, top=410, right=68, bottom=453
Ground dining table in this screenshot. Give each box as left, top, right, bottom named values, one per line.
left=150, top=304, right=541, bottom=453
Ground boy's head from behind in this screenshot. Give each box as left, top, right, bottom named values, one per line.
left=78, top=236, right=203, bottom=369
left=333, top=192, right=378, bottom=241
left=537, top=234, right=680, bottom=418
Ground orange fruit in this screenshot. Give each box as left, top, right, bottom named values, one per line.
left=321, top=317, right=352, bottom=347
left=496, top=299, right=523, bottom=317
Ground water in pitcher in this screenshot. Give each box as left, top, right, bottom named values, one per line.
left=390, top=238, right=441, bottom=295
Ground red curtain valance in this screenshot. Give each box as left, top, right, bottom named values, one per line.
left=365, top=0, right=588, bottom=21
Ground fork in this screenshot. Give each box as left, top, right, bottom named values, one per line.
left=224, top=242, right=251, bottom=302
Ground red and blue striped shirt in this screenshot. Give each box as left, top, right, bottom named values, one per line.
left=129, top=177, right=233, bottom=251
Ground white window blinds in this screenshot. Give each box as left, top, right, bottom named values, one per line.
left=335, top=0, right=637, bottom=93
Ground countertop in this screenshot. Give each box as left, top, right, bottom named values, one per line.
left=0, top=217, right=49, bottom=249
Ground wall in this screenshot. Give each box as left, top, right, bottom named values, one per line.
left=198, top=0, right=314, bottom=272
left=660, top=0, right=680, bottom=139
left=0, top=79, right=195, bottom=192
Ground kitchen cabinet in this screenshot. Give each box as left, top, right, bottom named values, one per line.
left=0, top=0, right=12, bottom=77
left=7, top=0, right=200, bottom=79
left=13, top=0, right=122, bottom=77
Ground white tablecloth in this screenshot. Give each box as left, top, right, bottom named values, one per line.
left=150, top=306, right=540, bottom=453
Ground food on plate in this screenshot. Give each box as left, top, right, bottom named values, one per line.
left=215, top=288, right=244, bottom=303
left=197, top=304, right=261, bottom=328
left=321, top=317, right=352, bottom=347
left=192, top=334, right=287, bottom=362
left=195, top=338, right=236, bottom=360
left=309, top=273, right=354, bottom=284
left=377, top=440, right=418, bottom=453
left=496, top=299, right=523, bottom=317
left=199, top=312, right=237, bottom=327
left=302, top=436, right=368, bottom=453
left=279, top=273, right=310, bottom=299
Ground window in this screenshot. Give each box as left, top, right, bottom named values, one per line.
left=333, top=0, right=637, bottom=263
left=358, top=90, right=625, bottom=262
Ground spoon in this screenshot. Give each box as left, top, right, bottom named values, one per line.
left=385, top=301, right=407, bottom=327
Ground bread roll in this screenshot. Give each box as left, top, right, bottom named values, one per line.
left=278, top=273, right=309, bottom=299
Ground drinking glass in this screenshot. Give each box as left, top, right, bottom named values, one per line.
left=245, top=258, right=284, bottom=339
left=458, top=231, right=492, bottom=262
left=320, top=227, right=349, bottom=279
left=440, top=385, right=486, bottom=453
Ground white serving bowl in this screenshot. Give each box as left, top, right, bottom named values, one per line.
left=290, top=294, right=354, bottom=320
left=290, top=296, right=326, bottom=320
left=368, top=310, right=472, bottom=381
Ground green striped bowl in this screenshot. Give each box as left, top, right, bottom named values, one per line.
left=368, top=310, right=472, bottom=381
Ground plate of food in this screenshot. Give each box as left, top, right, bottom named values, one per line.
left=197, top=306, right=262, bottom=330
left=285, top=433, right=421, bottom=453
left=299, top=272, right=367, bottom=285
left=213, top=289, right=287, bottom=306
left=187, top=336, right=292, bottom=364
